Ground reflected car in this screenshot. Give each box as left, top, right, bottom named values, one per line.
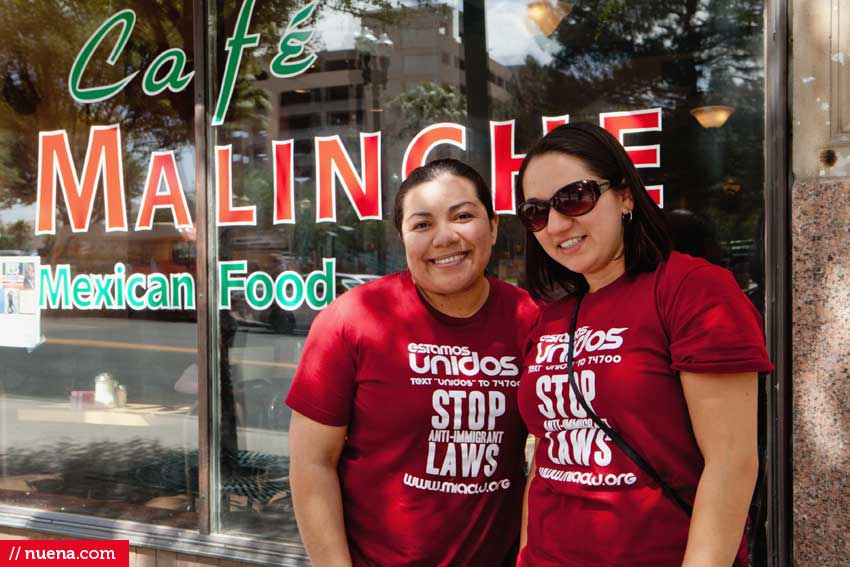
left=336, top=273, right=381, bottom=291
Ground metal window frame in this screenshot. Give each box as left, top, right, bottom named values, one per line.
left=193, top=0, right=213, bottom=538
left=763, top=1, right=792, bottom=566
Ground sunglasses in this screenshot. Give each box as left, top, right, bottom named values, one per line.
left=517, top=179, right=612, bottom=232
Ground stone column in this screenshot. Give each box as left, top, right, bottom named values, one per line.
left=791, top=0, right=850, bottom=563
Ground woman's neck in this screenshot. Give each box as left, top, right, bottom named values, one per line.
left=585, top=255, right=626, bottom=293
left=417, top=276, right=491, bottom=318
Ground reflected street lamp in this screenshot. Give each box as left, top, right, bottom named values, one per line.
left=353, top=26, right=393, bottom=273
left=690, top=104, right=736, bottom=128
left=527, top=0, right=572, bottom=36
left=354, top=27, right=393, bottom=98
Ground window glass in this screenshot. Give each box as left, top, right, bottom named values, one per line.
left=0, top=0, right=767, bottom=550
left=211, top=0, right=765, bottom=547
left=491, top=0, right=766, bottom=307
left=0, top=1, right=197, bottom=527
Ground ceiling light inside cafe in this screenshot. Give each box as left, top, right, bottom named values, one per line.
left=690, top=105, right=735, bottom=128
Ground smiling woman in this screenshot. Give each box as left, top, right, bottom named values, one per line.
left=521, top=152, right=633, bottom=293
left=284, top=158, right=538, bottom=567
left=396, top=159, right=498, bottom=317
left=514, top=124, right=773, bottom=567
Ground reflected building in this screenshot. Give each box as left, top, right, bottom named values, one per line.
left=240, top=4, right=516, bottom=278
left=258, top=4, right=514, bottom=179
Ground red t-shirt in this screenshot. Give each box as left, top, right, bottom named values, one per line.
left=286, top=271, right=538, bottom=567
left=517, top=252, right=773, bottom=567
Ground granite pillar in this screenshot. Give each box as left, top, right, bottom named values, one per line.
left=790, top=180, right=850, bottom=564
left=791, top=0, right=850, bottom=564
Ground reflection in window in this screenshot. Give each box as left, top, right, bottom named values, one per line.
left=283, top=114, right=319, bottom=131
left=403, top=54, right=437, bottom=74
left=325, top=85, right=352, bottom=101
left=293, top=139, right=313, bottom=155
left=280, top=90, right=314, bottom=106
left=210, top=0, right=767, bottom=549
left=324, top=58, right=358, bottom=72
left=328, top=111, right=353, bottom=126
left=0, top=0, right=198, bottom=527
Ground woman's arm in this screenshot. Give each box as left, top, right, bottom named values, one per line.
left=289, top=411, right=352, bottom=567
left=520, top=437, right=538, bottom=552
left=680, top=371, right=759, bottom=567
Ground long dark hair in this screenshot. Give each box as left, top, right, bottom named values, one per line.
left=393, top=158, right=494, bottom=233
left=516, top=122, right=672, bottom=302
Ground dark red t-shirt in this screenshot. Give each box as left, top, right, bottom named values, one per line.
left=517, top=252, right=773, bottom=567
left=286, top=271, right=538, bottom=567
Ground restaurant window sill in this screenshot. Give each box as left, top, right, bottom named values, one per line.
left=0, top=506, right=309, bottom=566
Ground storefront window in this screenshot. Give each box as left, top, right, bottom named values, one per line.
left=210, top=0, right=766, bottom=546
left=0, top=0, right=767, bottom=555
left=0, top=1, right=198, bottom=527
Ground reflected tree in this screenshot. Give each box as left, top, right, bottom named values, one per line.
left=0, top=0, right=401, bottom=210
left=387, top=82, right=466, bottom=137
left=0, top=220, right=34, bottom=250
left=0, top=0, right=197, bottom=214
left=504, top=0, right=764, bottom=244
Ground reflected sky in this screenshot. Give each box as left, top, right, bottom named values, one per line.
left=311, top=0, right=559, bottom=66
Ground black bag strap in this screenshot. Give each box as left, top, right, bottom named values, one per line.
left=566, top=294, right=692, bottom=514
left=565, top=294, right=743, bottom=566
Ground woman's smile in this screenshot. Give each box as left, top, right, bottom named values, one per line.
left=430, top=250, right=469, bottom=266
left=557, top=235, right=586, bottom=252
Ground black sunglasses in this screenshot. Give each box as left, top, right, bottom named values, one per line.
left=517, top=179, right=612, bottom=232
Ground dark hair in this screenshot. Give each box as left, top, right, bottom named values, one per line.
left=393, top=158, right=494, bottom=233
left=665, top=208, right=723, bottom=265
left=516, top=122, right=672, bottom=302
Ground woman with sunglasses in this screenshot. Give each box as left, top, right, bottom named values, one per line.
left=514, top=123, right=772, bottom=567
left=286, top=159, right=537, bottom=567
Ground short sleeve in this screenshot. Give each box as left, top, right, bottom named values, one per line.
left=662, top=264, right=774, bottom=375
left=285, top=303, right=358, bottom=426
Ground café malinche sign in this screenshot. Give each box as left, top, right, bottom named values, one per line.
left=32, top=1, right=664, bottom=318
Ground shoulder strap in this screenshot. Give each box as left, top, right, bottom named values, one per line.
left=566, top=294, right=744, bottom=567
left=566, top=295, right=692, bottom=515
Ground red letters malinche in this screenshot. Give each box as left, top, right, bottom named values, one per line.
left=36, top=109, right=665, bottom=234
